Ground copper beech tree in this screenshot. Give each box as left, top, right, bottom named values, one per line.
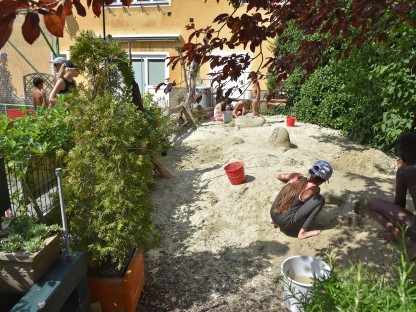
left=167, top=0, right=416, bottom=99
left=1, top=0, right=415, bottom=99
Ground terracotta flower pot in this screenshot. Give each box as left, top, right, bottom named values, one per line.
left=88, top=249, right=145, bottom=312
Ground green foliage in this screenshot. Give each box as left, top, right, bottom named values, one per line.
left=268, top=17, right=416, bottom=151
left=0, top=106, right=71, bottom=180
left=63, top=88, right=158, bottom=269
left=370, top=26, right=416, bottom=151
left=0, top=214, right=60, bottom=253
left=141, top=92, right=174, bottom=155
left=291, top=64, right=349, bottom=129
left=0, top=105, right=71, bottom=202
left=304, top=256, right=416, bottom=311
left=70, top=31, right=135, bottom=96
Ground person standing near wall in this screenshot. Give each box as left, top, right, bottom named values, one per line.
left=251, top=80, right=260, bottom=117
left=49, top=60, right=78, bottom=106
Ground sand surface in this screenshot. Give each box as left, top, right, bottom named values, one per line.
left=138, top=115, right=411, bottom=311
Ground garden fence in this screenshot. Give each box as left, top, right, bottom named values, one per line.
left=1, top=155, right=58, bottom=218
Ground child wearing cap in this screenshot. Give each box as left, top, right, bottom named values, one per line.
left=270, top=160, right=333, bottom=239
left=366, top=133, right=416, bottom=259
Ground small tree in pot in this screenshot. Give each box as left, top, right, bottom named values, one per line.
left=63, top=88, right=158, bottom=271
left=60, top=31, right=171, bottom=309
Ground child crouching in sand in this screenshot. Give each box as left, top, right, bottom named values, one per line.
left=270, top=160, right=333, bottom=239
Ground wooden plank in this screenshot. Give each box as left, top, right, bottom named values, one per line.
left=11, top=252, right=89, bottom=312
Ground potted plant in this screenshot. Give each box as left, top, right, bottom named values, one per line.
left=0, top=210, right=60, bottom=294
left=0, top=106, right=70, bottom=295
left=60, top=31, right=170, bottom=311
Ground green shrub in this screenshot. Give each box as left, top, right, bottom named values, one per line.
left=268, top=14, right=416, bottom=152
left=0, top=106, right=70, bottom=180
left=141, top=92, right=174, bottom=156
left=62, top=88, right=158, bottom=269
left=305, top=256, right=416, bottom=312
left=0, top=213, right=60, bottom=253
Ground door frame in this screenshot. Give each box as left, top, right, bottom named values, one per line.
left=131, top=52, right=170, bottom=107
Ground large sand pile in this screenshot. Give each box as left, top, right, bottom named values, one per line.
left=138, top=115, right=411, bottom=312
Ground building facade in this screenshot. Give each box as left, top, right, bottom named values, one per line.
left=60, top=0, right=271, bottom=107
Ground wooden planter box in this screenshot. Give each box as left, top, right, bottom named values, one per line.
left=0, top=234, right=60, bottom=294
left=88, top=249, right=144, bottom=312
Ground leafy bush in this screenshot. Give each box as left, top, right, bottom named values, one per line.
left=0, top=106, right=70, bottom=180
left=141, top=92, right=174, bottom=156
left=269, top=17, right=416, bottom=152
left=70, top=30, right=135, bottom=96
left=0, top=212, right=60, bottom=253
left=304, top=256, right=416, bottom=311
left=62, top=88, right=158, bottom=269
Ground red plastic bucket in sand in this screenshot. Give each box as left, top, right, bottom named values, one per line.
left=286, top=116, right=296, bottom=127
left=224, top=161, right=245, bottom=185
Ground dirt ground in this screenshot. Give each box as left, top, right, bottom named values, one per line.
left=137, top=115, right=410, bottom=312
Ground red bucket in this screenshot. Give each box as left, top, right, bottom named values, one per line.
left=286, top=116, right=296, bottom=127
left=224, top=161, right=245, bottom=185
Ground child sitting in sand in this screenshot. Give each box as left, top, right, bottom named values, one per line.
left=213, top=99, right=232, bottom=121
left=270, top=160, right=333, bottom=239
left=366, top=133, right=416, bottom=259
left=232, top=100, right=248, bottom=118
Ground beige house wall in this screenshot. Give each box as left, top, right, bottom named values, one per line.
left=60, top=0, right=273, bottom=103
left=1, top=16, right=57, bottom=104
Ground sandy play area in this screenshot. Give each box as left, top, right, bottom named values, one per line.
left=138, top=115, right=409, bottom=311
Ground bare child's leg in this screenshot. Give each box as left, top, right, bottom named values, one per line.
left=366, top=198, right=416, bottom=243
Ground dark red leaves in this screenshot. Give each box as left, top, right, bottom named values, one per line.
left=213, top=13, right=229, bottom=23
left=185, top=23, right=195, bottom=30
left=44, top=8, right=65, bottom=37
left=0, top=14, right=15, bottom=49
left=0, top=0, right=29, bottom=48
left=91, top=0, right=102, bottom=17
left=175, top=0, right=414, bottom=98
left=73, top=0, right=87, bottom=17
left=377, top=32, right=388, bottom=43
left=155, top=82, right=166, bottom=93
left=164, top=82, right=174, bottom=94
left=22, top=13, right=40, bottom=44
left=121, top=0, right=132, bottom=7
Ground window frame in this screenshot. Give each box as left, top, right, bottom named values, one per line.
left=131, top=52, right=170, bottom=107
left=108, top=0, right=170, bottom=7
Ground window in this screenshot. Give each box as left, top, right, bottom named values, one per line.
left=131, top=53, right=169, bottom=107
left=109, top=0, right=170, bottom=7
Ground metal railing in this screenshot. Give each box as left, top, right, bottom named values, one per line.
left=0, top=103, right=35, bottom=120
left=1, top=155, right=58, bottom=218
